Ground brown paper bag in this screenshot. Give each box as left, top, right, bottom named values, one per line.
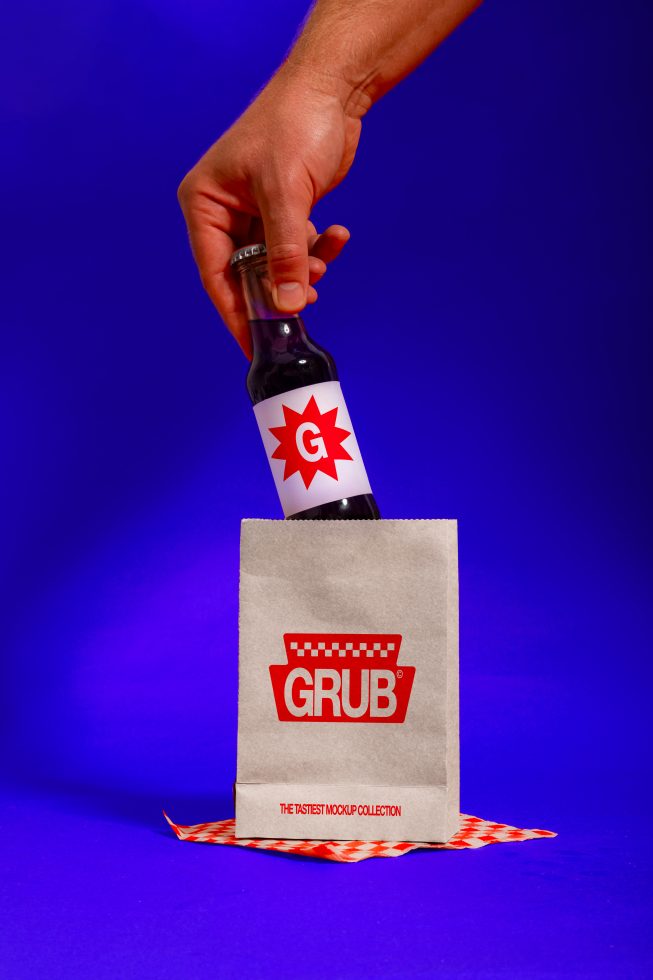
left=235, top=519, right=459, bottom=843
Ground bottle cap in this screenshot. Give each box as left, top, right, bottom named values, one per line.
left=230, top=243, right=267, bottom=268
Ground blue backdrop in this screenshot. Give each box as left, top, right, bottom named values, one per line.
left=1, top=1, right=651, bottom=976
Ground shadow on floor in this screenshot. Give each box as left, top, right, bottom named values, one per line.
left=0, top=767, right=233, bottom=832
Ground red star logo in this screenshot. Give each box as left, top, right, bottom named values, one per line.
left=269, top=395, right=353, bottom=488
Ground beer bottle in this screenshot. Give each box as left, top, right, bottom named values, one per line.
left=231, top=243, right=380, bottom=520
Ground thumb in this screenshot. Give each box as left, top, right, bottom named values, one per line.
left=258, top=183, right=311, bottom=314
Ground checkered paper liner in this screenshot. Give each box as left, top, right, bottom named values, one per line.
left=164, top=813, right=556, bottom=863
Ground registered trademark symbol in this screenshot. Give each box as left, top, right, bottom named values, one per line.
left=396, top=669, right=403, bottom=679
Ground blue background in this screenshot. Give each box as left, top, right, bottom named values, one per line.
left=1, top=0, right=652, bottom=976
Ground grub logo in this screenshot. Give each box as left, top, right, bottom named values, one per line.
left=269, top=633, right=415, bottom=723
left=268, top=395, right=352, bottom=488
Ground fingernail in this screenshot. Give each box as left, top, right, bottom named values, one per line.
left=274, top=281, right=305, bottom=311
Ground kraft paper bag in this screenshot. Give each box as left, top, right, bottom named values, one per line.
left=235, top=519, right=459, bottom=843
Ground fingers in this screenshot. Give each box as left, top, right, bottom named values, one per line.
left=179, top=169, right=349, bottom=360
left=257, top=181, right=312, bottom=314
left=241, top=216, right=347, bottom=285
left=178, top=186, right=253, bottom=357
left=309, top=224, right=350, bottom=264
left=304, top=226, right=349, bottom=290
left=246, top=217, right=328, bottom=288
left=308, top=256, right=326, bottom=284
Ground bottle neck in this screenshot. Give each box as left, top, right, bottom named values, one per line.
left=237, top=256, right=307, bottom=355
left=237, top=257, right=292, bottom=321
left=249, top=315, right=307, bottom=356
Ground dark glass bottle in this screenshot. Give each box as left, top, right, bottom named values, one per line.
left=232, top=243, right=380, bottom=520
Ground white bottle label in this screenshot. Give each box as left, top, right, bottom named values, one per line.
left=253, top=381, right=373, bottom=517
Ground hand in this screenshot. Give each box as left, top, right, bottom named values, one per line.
left=177, top=66, right=363, bottom=358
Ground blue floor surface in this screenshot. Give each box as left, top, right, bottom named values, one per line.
left=1, top=770, right=650, bottom=978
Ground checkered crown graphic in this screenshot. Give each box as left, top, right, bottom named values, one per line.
left=283, top=633, right=403, bottom=666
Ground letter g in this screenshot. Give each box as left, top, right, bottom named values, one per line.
left=296, top=422, right=328, bottom=462
left=284, top=667, right=313, bottom=717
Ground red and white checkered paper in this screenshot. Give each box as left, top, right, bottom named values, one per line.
left=164, top=813, right=556, bottom=863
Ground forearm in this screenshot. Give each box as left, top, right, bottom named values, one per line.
left=283, top=0, right=482, bottom=116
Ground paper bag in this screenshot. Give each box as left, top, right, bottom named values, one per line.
left=235, top=519, right=459, bottom=843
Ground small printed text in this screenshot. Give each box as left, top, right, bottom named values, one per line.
left=279, top=802, right=401, bottom=817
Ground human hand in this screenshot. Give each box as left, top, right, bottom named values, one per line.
left=177, top=66, right=363, bottom=358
